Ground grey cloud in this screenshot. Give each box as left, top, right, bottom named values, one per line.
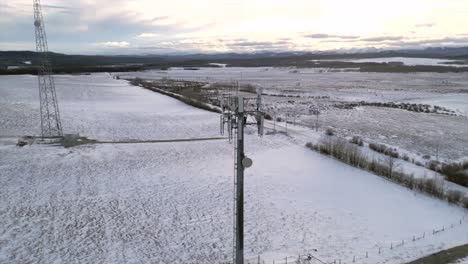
left=361, top=36, right=404, bottom=42
left=304, top=33, right=360, bottom=39
left=226, top=40, right=290, bottom=51
left=228, top=41, right=275, bottom=47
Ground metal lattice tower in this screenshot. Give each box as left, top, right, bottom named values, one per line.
left=33, top=0, right=63, bottom=137
left=220, top=88, right=264, bottom=264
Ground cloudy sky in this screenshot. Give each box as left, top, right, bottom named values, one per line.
left=1, top=0, right=468, bottom=54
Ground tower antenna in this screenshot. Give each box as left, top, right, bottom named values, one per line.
left=33, top=0, right=63, bottom=137
left=220, top=87, right=265, bottom=264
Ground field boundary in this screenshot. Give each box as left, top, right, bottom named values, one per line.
left=406, top=243, right=468, bottom=264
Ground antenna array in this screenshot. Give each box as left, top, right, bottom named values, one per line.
left=220, top=87, right=265, bottom=264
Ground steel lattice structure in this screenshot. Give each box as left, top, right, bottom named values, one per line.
left=220, top=88, right=265, bottom=264
left=33, top=0, right=63, bottom=137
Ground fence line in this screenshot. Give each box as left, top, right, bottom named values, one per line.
left=258, top=215, right=468, bottom=264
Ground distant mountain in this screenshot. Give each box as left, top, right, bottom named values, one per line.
left=1, top=47, right=468, bottom=72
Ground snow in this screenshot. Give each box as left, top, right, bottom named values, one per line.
left=311, top=57, right=468, bottom=67
left=452, top=256, right=468, bottom=264
left=0, top=73, right=468, bottom=263
left=209, top=63, right=228, bottom=68
left=348, top=57, right=468, bottom=67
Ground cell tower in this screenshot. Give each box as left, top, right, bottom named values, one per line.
left=33, top=0, right=63, bottom=137
left=220, top=88, right=265, bottom=264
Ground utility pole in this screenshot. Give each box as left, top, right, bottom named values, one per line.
left=33, top=0, right=63, bottom=137
left=220, top=89, right=264, bottom=264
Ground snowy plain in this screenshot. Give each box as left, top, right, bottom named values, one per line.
left=0, top=73, right=467, bottom=264
left=346, top=57, right=467, bottom=67
left=119, top=67, right=468, bottom=162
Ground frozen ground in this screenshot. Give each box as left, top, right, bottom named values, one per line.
left=119, top=67, right=468, bottom=161
left=452, top=257, right=468, bottom=264
left=346, top=57, right=467, bottom=67
left=1, top=74, right=468, bottom=264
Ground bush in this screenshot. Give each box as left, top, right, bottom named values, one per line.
left=350, top=136, right=364, bottom=146
left=441, top=162, right=468, bottom=187
left=403, top=155, right=410, bottom=161
left=417, top=178, right=445, bottom=199
left=447, top=190, right=464, bottom=204
left=427, top=160, right=441, bottom=172
left=369, top=143, right=387, bottom=153
left=326, top=128, right=336, bottom=136
left=463, top=197, right=468, bottom=210
left=369, top=143, right=399, bottom=158
left=305, top=138, right=465, bottom=209
left=306, top=138, right=367, bottom=168
left=422, top=154, right=431, bottom=160
left=264, top=113, right=272, bottom=120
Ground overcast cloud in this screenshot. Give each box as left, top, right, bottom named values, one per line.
left=1, top=0, right=468, bottom=54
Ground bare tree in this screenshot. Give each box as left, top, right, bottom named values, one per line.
left=309, top=107, right=321, bottom=132
left=386, top=155, right=400, bottom=178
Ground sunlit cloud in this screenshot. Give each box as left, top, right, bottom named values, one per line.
left=94, top=41, right=130, bottom=48
left=1, top=0, right=468, bottom=54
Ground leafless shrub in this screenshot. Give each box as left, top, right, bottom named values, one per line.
left=325, top=128, right=336, bottom=136
left=305, top=138, right=463, bottom=208
left=426, top=160, right=442, bottom=172
left=447, top=190, right=464, bottom=204
left=463, top=197, right=468, bottom=209
left=369, top=143, right=399, bottom=158
left=422, top=154, right=431, bottom=160
left=350, top=136, right=364, bottom=146
left=441, top=162, right=468, bottom=187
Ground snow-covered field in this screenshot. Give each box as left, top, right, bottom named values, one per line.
left=119, top=67, right=468, bottom=161
left=347, top=57, right=467, bottom=67
left=1, top=73, right=467, bottom=264
left=310, top=57, right=468, bottom=67
left=452, top=256, right=468, bottom=264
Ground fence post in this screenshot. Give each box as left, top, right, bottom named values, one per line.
left=423, top=232, right=425, bottom=238
left=412, top=236, right=415, bottom=242
left=285, top=257, right=287, bottom=264
left=353, top=255, right=356, bottom=262
left=391, top=243, right=393, bottom=250
left=366, top=251, right=368, bottom=258
left=379, top=247, right=381, bottom=254
left=258, top=255, right=260, bottom=264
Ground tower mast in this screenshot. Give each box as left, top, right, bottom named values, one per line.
left=33, top=0, right=63, bottom=137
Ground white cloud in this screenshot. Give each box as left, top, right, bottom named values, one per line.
left=94, top=41, right=130, bottom=48
left=136, top=33, right=161, bottom=39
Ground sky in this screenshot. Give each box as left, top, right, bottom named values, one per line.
left=1, top=0, right=468, bottom=55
